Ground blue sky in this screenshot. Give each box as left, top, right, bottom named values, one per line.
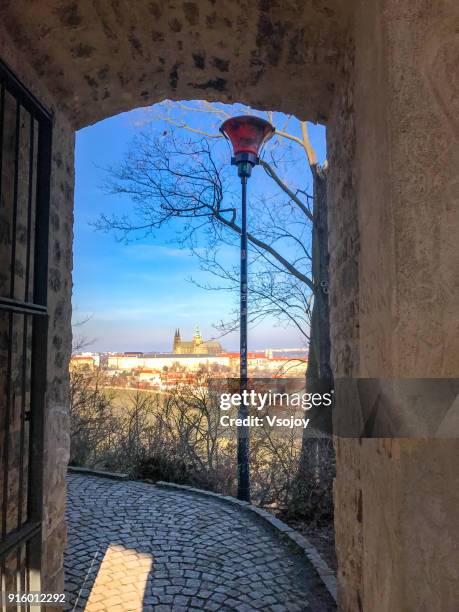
left=73, top=102, right=326, bottom=352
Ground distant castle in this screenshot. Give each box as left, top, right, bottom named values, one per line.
left=172, top=326, right=224, bottom=355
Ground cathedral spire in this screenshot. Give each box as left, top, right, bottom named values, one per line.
left=173, top=328, right=181, bottom=353
left=193, top=325, right=202, bottom=347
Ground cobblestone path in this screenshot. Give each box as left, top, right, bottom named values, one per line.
left=64, top=474, right=335, bottom=611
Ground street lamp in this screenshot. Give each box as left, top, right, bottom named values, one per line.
left=220, top=115, right=275, bottom=502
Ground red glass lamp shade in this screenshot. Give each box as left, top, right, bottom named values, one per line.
left=220, top=115, right=275, bottom=160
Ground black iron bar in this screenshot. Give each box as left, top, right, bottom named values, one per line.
left=10, top=100, right=21, bottom=299
left=17, top=310, right=29, bottom=572
left=0, top=82, right=4, bottom=203
left=2, top=100, right=20, bottom=542
left=0, top=78, right=4, bottom=611
left=1, top=311, right=13, bottom=541
left=0, top=81, right=4, bottom=544
left=25, top=117, right=35, bottom=304
left=18, top=115, right=35, bottom=531
left=27, top=115, right=52, bottom=540
left=0, top=521, right=40, bottom=560
left=17, top=318, right=29, bottom=530
left=0, top=297, right=47, bottom=316
left=0, top=61, right=52, bottom=123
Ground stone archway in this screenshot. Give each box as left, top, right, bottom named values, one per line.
left=0, top=0, right=350, bottom=127
left=0, top=1, right=457, bottom=610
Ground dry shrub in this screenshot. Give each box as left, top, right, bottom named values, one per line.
left=70, top=369, right=334, bottom=519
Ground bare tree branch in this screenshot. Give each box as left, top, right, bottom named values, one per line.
left=260, top=160, right=313, bottom=222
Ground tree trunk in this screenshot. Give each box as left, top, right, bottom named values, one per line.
left=289, top=164, right=335, bottom=520
left=311, top=163, right=333, bottom=393
left=306, top=164, right=333, bottom=420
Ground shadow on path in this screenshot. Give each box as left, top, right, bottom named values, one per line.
left=64, top=474, right=335, bottom=611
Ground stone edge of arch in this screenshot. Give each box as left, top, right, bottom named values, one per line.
left=156, top=481, right=338, bottom=603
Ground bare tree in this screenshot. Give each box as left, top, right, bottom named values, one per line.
left=69, top=365, right=117, bottom=466
left=96, top=101, right=333, bottom=506
left=97, top=113, right=316, bottom=341
left=69, top=317, right=118, bottom=467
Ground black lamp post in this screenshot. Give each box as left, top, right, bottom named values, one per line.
left=220, top=115, right=275, bottom=502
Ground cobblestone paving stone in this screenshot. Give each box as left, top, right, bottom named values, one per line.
left=64, top=474, right=335, bottom=611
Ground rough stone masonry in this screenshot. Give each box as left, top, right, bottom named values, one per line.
left=0, top=1, right=457, bottom=610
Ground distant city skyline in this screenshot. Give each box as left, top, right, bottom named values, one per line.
left=73, top=102, right=326, bottom=352
left=73, top=322, right=308, bottom=355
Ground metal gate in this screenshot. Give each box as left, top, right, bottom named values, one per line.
left=0, top=60, right=52, bottom=606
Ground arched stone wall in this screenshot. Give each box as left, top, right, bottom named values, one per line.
left=0, top=1, right=457, bottom=610
left=0, top=0, right=351, bottom=127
